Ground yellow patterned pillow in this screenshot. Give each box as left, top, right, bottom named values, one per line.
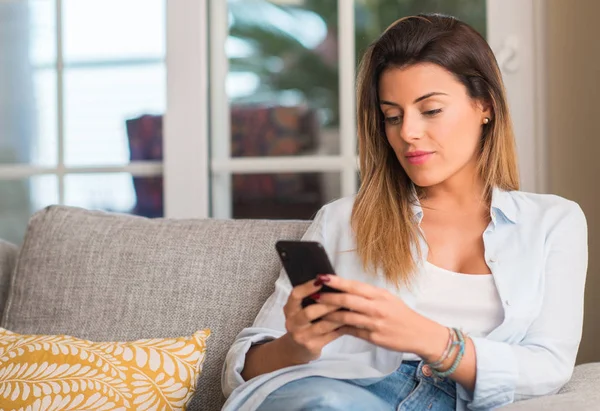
left=0, top=327, right=210, bottom=410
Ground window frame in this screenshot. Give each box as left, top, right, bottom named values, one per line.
left=0, top=0, right=547, bottom=221
left=172, top=0, right=546, bottom=219
left=0, top=0, right=164, bottom=208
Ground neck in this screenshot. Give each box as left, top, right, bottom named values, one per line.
left=420, top=171, right=487, bottom=211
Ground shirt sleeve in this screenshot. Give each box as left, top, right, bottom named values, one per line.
left=221, top=207, right=327, bottom=397
left=457, top=202, right=588, bottom=410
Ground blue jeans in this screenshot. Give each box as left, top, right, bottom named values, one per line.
left=256, top=361, right=457, bottom=411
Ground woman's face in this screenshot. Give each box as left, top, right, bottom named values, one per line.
left=378, top=63, right=491, bottom=188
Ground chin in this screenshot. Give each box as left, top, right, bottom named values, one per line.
left=404, top=171, right=446, bottom=188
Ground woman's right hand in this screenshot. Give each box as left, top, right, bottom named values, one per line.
left=240, top=278, right=345, bottom=381
left=281, top=278, right=345, bottom=364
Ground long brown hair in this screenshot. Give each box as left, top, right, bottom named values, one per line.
left=352, top=14, right=519, bottom=286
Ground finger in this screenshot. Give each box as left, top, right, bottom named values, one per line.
left=323, top=310, right=375, bottom=330
left=284, top=279, right=323, bottom=317
left=337, top=325, right=372, bottom=341
left=312, top=327, right=344, bottom=348
left=302, top=302, right=342, bottom=323
left=288, top=320, right=342, bottom=354
left=288, top=302, right=341, bottom=329
left=318, top=292, right=377, bottom=316
left=318, top=275, right=384, bottom=299
left=309, top=318, right=345, bottom=336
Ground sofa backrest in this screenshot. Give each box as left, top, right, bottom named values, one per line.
left=0, top=206, right=310, bottom=411
left=0, top=239, right=18, bottom=319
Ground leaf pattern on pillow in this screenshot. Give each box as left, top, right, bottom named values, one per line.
left=0, top=328, right=210, bottom=410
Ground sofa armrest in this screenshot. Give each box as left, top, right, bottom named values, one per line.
left=0, top=239, right=18, bottom=319
left=500, top=363, right=600, bottom=410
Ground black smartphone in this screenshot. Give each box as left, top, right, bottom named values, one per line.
left=275, top=240, right=342, bottom=308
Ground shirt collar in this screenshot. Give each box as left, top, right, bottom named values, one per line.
left=409, top=186, right=518, bottom=225
left=409, top=186, right=424, bottom=224
left=491, top=186, right=518, bottom=224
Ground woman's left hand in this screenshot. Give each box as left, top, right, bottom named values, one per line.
left=316, top=274, right=447, bottom=360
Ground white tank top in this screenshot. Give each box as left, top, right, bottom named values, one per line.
left=403, top=261, right=504, bottom=361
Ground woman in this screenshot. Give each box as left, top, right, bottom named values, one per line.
left=221, top=14, right=588, bottom=411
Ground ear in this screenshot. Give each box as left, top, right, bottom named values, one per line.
left=478, top=99, right=493, bottom=121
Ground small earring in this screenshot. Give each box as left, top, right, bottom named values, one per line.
left=483, top=117, right=490, bottom=125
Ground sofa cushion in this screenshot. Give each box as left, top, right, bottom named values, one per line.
left=1, top=206, right=310, bottom=411
left=0, top=240, right=18, bottom=319
left=0, top=327, right=210, bottom=410
left=499, top=363, right=600, bottom=410
left=560, top=362, right=600, bottom=392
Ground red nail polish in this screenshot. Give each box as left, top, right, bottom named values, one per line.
left=317, top=274, right=331, bottom=282
left=313, top=279, right=323, bottom=287
left=310, top=293, right=321, bottom=300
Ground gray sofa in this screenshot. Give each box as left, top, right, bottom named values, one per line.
left=0, top=205, right=597, bottom=411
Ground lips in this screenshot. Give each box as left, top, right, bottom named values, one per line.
left=405, top=151, right=434, bottom=165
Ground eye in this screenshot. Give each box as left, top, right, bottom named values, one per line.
left=384, top=116, right=402, bottom=125
left=423, top=109, right=442, bottom=117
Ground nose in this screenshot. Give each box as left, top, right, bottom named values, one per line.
left=400, top=113, right=423, bottom=142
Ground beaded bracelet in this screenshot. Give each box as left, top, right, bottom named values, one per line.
left=429, top=327, right=457, bottom=369
left=432, top=328, right=465, bottom=378
left=432, top=341, right=460, bottom=371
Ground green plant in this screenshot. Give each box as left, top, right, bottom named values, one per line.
left=228, top=0, right=486, bottom=127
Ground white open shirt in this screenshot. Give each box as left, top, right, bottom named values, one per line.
left=221, top=188, right=588, bottom=411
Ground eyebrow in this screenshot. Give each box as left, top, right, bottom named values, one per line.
left=380, top=92, right=448, bottom=106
